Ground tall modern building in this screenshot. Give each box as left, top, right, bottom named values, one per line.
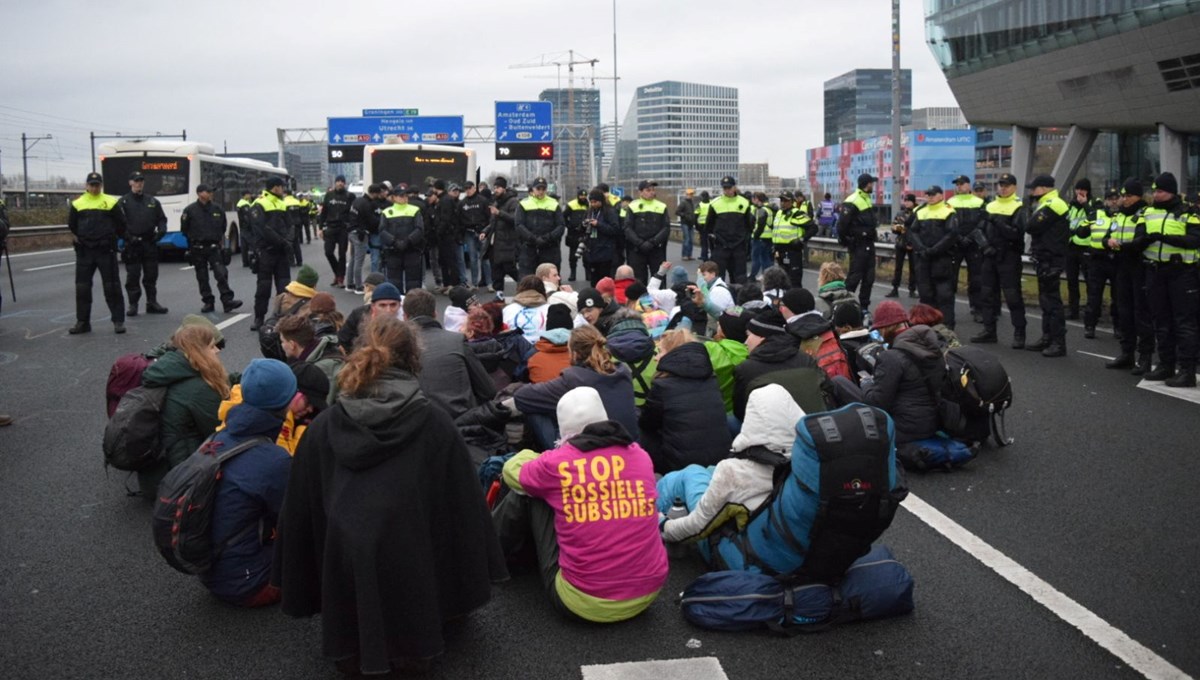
left=824, top=69, right=913, bottom=146
left=539, top=88, right=602, bottom=194
left=926, top=0, right=1200, bottom=192
left=908, top=106, right=969, bottom=131
left=609, top=80, right=739, bottom=194
left=600, top=124, right=619, bottom=179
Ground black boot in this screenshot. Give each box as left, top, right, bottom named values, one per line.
left=885, top=288, right=899, bottom=298
left=1011, top=329, right=1026, bottom=350
left=113, top=322, right=126, bottom=334
left=1084, top=326, right=1096, bottom=339
left=201, top=302, right=216, bottom=313
left=1104, top=353, right=1134, bottom=369
left=1144, top=363, right=1176, bottom=381
left=251, top=317, right=264, bottom=331
left=1042, top=342, right=1066, bottom=358
left=126, top=303, right=139, bottom=317
left=1165, top=366, right=1197, bottom=388
left=568, top=265, right=578, bottom=282
left=970, top=329, right=998, bottom=344
left=908, top=289, right=917, bottom=298
left=1066, top=307, right=1080, bottom=321
left=1131, top=354, right=1153, bottom=376
left=146, top=300, right=169, bottom=314
left=1025, top=336, right=1051, bottom=352
left=68, top=321, right=92, bottom=335
left=223, top=299, right=244, bottom=313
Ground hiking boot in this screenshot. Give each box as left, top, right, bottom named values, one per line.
left=146, top=301, right=169, bottom=314
left=908, top=290, right=917, bottom=298
left=223, top=299, right=244, bottom=313
left=1025, top=336, right=1051, bottom=352
left=126, top=304, right=139, bottom=317
left=884, top=288, right=899, bottom=298
left=1011, top=330, right=1026, bottom=350
left=1104, top=353, right=1134, bottom=370
left=1041, top=342, right=1066, bottom=358
left=200, top=302, right=216, bottom=313
left=113, top=322, right=126, bottom=334
left=1144, top=363, right=1175, bottom=381
left=251, top=317, right=264, bottom=331
left=68, top=322, right=91, bottom=335
left=1084, top=326, right=1096, bottom=339
left=1131, top=354, right=1153, bottom=376
left=1165, top=367, right=1197, bottom=388
left=970, top=330, right=998, bottom=344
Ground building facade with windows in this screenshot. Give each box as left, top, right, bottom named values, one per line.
left=539, top=88, right=602, bottom=195
left=925, top=0, right=1200, bottom=192
left=823, top=69, right=913, bottom=146
left=609, top=80, right=739, bottom=194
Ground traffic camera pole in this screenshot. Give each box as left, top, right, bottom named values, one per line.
left=891, top=0, right=902, bottom=219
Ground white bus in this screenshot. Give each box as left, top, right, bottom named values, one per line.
left=98, top=140, right=289, bottom=253
left=362, top=143, right=477, bottom=194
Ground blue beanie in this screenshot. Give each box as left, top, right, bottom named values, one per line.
left=668, top=265, right=689, bottom=289
left=371, top=282, right=402, bottom=303
left=241, top=358, right=297, bottom=410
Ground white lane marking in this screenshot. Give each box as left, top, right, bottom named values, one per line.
left=24, top=262, right=73, bottom=272
left=903, top=493, right=1189, bottom=680
left=1077, top=351, right=1117, bottom=361
left=214, top=313, right=251, bottom=330
left=1136, top=379, right=1200, bottom=405
left=180, top=266, right=194, bottom=271
left=582, top=657, right=727, bottom=680
left=7, top=247, right=75, bottom=259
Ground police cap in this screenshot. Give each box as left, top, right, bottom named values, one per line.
left=129, top=171, right=145, bottom=182
left=953, top=174, right=971, bottom=186
left=720, top=175, right=737, bottom=188
left=925, top=185, right=944, bottom=196
left=265, top=176, right=286, bottom=189
left=1026, top=175, right=1055, bottom=189
left=778, top=191, right=795, bottom=202
left=856, top=173, right=877, bottom=188
left=637, top=179, right=657, bottom=191
left=996, top=173, right=1018, bottom=186
left=85, top=172, right=102, bottom=185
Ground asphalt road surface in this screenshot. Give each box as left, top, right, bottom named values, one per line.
left=1, top=240, right=1197, bottom=679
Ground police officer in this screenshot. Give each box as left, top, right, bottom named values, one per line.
left=971, top=173, right=1028, bottom=348
left=749, top=192, right=775, bottom=281
left=378, top=186, right=425, bottom=294
left=515, top=176, right=565, bottom=276
left=708, top=175, right=753, bottom=284
left=1065, top=178, right=1100, bottom=320
left=908, top=185, right=960, bottom=328
left=623, top=179, right=670, bottom=283
left=298, top=192, right=315, bottom=244
left=458, top=181, right=492, bottom=287
left=181, top=184, right=243, bottom=314
left=320, top=174, right=354, bottom=288
left=696, top=190, right=712, bottom=261
left=886, top=193, right=918, bottom=298
left=1134, top=172, right=1199, bottom=387
left=772, top=191, right=814, bottom=288
left=1079, top=187, right=1115, bottom=339
left=283, top=189, right=304, bottom=265
left=948, top=175, right=985, bottom=322
left=68, top=172, right=127, bottom=334
left=563, top=188, right=589, bottom=281
left=677, top=187, right=697, bottom=262
left=837, top=173, right=881, bottom=310
left=1103, top=179, right=1156, bottom=373
left=249, top=176, right=293, bottom=330
left=117, top=171, right=168, bottom=316
left=1024, top=175, right=1072, bottom=357
left=349, top=184, right=387, bottom=288
left=236, top=190, right=255, bottom=268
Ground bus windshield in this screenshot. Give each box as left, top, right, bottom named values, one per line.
left=100, top=156, right=190, bottom=197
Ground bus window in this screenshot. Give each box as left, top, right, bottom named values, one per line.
left=100, top=156, right=190, bottom=197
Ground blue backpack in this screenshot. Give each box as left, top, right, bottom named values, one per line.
left=680, top=544, right=914, bottom=634
left=708, top=403, right=907, bottom=584
left=897, top=434, right=978, bottom=472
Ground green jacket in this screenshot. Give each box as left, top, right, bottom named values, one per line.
left=703, top=338, right=750, bottom=413
left=137, top=349, right=224, bottom=494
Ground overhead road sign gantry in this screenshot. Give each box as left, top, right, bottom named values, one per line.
left=495, top=143, right=554, bottom=161
left=327, top=115, right=464, bottom=163
left=495, top=101, right=554, bottom=143
left=362, top=108, right=418, bottom=116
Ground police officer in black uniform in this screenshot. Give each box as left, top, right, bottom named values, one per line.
left=117, top=171, right=168, bottom=316
left=837, top=173, right=881, bottom=310
left=250, top=176, right=294, bottom=330
left=68, top=172, right=127, bottom=334
left=1024, top=175, right=1072, bottom=358
left=886, top=193, right=918, bottom=298
left=181, top=184, right=243, bottom=314
left=563, top=188, right=589, bottom=282
left=320, top=174, right=354, bottom=288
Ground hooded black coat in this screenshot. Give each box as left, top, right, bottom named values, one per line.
left=639, top=342, right=732, bottom=474
left=862, top=325, right=946, bottom=444
left=273, top=369, right=507, bottom=674
left=732, top=333, right=834, bottom=422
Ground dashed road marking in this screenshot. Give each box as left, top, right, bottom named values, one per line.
left=24, top=262, right=73, bottom=272
left=903, top=493, right=1189, bottom=680
left=1136, top=378, right=1200, bottom=405
left=581, top=657, right=728, bottom=680
left=8, top=247, right=74, bottom=259
left=214, top=313, right=251, bottom=330
left=1077, top=350, right=1117, bottom=361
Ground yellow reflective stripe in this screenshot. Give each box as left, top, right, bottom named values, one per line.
left=710, top=195, right=749, bottom=214
left=628, top=199, right=667, bottom=214
left=916, top=202, right=955, bottom=220
left=71, top=193, right=119, bottom=211
left=383, top=204, right=420, bottom=218
left=986, top=196, right=1022, bottom=216
left=520, top=196, right=559, bottom=211
left=1142, top=209, right=1199, bottom=263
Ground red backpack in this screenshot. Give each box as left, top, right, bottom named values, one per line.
left=815, top=331, right=852, bottom=382
left=106, top=353, right=154, bottom=418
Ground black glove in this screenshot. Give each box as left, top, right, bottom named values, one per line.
left=1074, top=225, right=1091, bottom=238
left=395, top=238, right=408, bottom=252
left=639, top=241, right=654, bottom=254
left=1145, top=231, right=1162, bottom=243
left=982, top=246, right=997, bottom=258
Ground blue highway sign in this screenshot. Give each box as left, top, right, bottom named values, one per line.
left=327, top=115, right=464, bottom=145
left=495, top=101, right=554, bottom=143
left=362, top=108, right=419, bottom=116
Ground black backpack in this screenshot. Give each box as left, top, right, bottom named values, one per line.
left=102, top=385, right=168, bottom=471
left=152, top=435, right=272, bottom=575
left=258, top=298, right=309, bottom=360
left=942, top=346, right=1014, bottom=447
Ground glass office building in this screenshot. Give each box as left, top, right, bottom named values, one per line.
left=609, top=81, right=739, bottom=194
left=823, top=69, right=913, bottom=147
left=539, top=88, right=602, bottom=195
left=925, top=0, right=1200, bottom=191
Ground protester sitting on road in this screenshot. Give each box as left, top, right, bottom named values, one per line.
left=137, top=323, right=230, bottom=496
left=277, top=314, right=344, bottom=405
left=403, top=289, right=496, bottom=419
left=527, top=304, right=574, bottom=383
left=503, top=275, right=550, bottom=343
left=275, top=316, right=506, bottom=676
left=464, top=306, right=533, bottom=390
left=657, top=385, right=803, bottom=555
left=337, top=272, right=386, bottom=353
left=646, top=261, right=687, bottom=314
left=613, top=265, right=637, bottom=304
left=788, top=311, right=853, bottom=381
left=703, top=307, right=754, bottom=413
left=536, top=262, right=579, bottom=317
left=909, top=303, right=961, bottom=349
left=444, top=286, right=480, bottom=334
left=761, top=266, right=792, bottom=309
left=216, top=361, right=329, bottom=456
left=264, top=264, right=320, bottom=332
left=779, top=287, right=816, bottom=323
left=623, top=281, right=670, bottom=338
left=200, top=358, right=295, bottom=608
left=639, top=329, right=732, bottom=474
left=815, top=261, right=859, bottom=320
left=576, top=287, right=629, bottom=335
left=732, top=308, right=833, bottom=425
left=596, top=276, right=616, bottom=303
left=736, top=281, right=770, bottom=312
left=693, top=260, right=736, bottom=325
left=833, top=300, right=945, bottom=445
left=307, top=292, right=343, bottom=339
left=513, top=324, right=639, bottom=449
left=495, top=386, right=668, bottom=623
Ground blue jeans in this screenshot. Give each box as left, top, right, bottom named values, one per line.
left=750, top=239, right=773, bottom=279
left=454, top=241, right=468, bottom=285
left=368, top=234, right=382, bottom=274
left=465, top=233, right=490, bottom=286
left=680, top=224, right=694, bottom=259
left=525, top=413, right=560, bottom=451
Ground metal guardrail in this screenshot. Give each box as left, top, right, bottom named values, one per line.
left=10, top=224, right=69, bottom=235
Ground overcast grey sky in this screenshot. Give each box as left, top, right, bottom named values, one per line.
left=0, top=0, right=957, bottom=186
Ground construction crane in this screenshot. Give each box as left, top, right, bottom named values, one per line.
left=509, top=50, right=601, bottom=190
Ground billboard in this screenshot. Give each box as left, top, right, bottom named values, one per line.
left=806, top=129, right=977, bottom=205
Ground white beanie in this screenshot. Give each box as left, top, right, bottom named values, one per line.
left=556, top=386, right=608, bottom=443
